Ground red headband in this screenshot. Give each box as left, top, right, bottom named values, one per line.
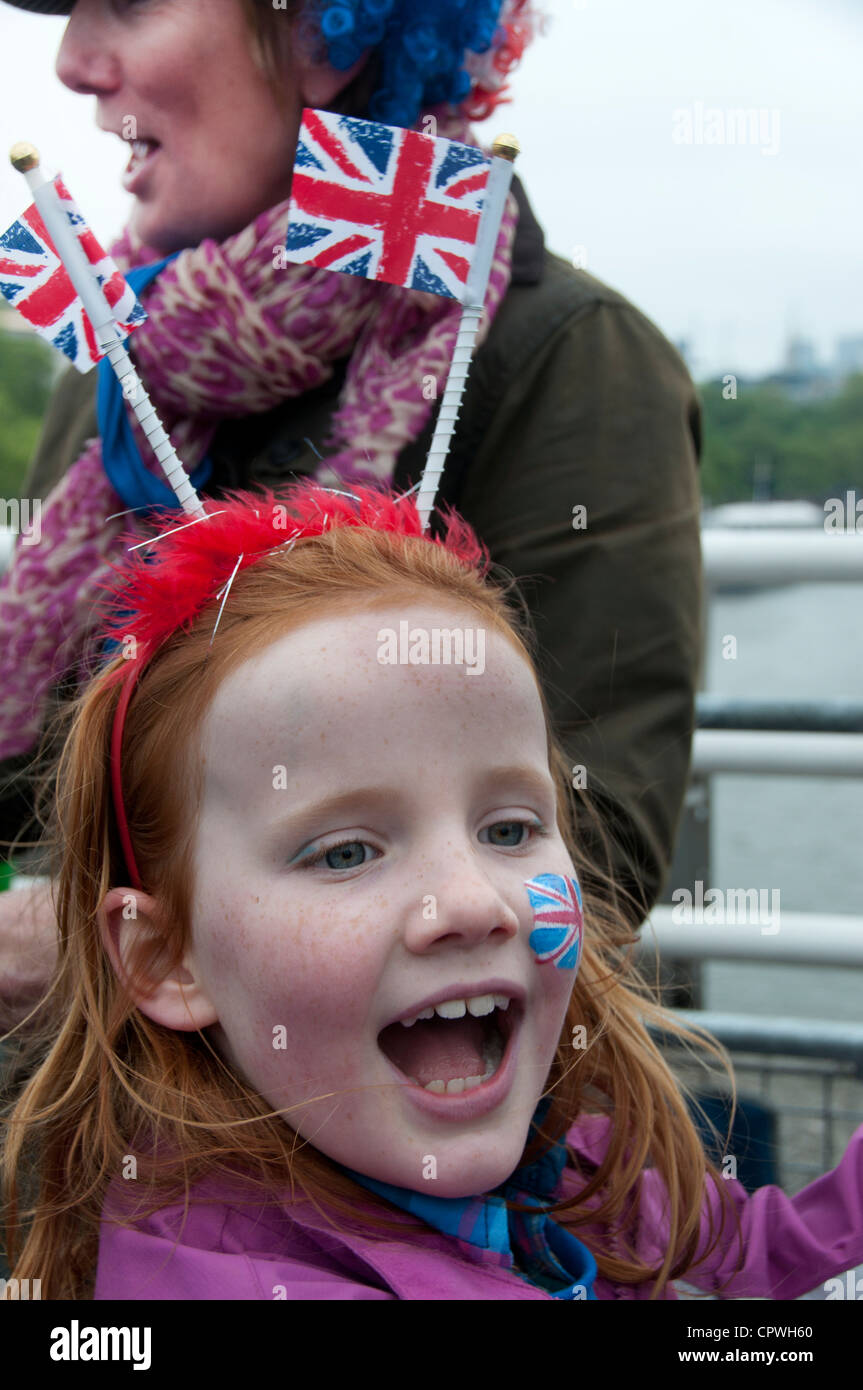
left=103, top=480, right=490, bottom=892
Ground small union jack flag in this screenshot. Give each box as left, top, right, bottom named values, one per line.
left=0, top=175, right=146, bottom=372
left=524, top=873, right=584, bottom=971
left=283, top=109, right=493, bottom=301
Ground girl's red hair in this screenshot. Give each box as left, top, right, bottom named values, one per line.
left=2, top=480, right=741, bottom=1299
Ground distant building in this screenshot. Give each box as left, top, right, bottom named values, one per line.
left=783, top=335, right=818, bottom=374
left=696, top=331, right=863, bottom=400
left=835, top=336, right=863, bottom=375
left=761, top=367, right=835, bottom=404
left=758, top=332, right=858, bottom=403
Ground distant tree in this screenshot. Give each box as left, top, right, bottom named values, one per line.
left=0, top=331, right=57, bottom=498
left=697, top=374, right=863, bottom=504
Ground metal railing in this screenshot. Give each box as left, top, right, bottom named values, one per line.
left=693, top=696, right=863, bottom=775
left=701, top=527, right=863, bottom=586
left=656, top=523, right=863, bottom=1197
left=650, top=1012, right=863, bottom=1187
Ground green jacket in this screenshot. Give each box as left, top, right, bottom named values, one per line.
left=2, top=179, right=703, bottom=921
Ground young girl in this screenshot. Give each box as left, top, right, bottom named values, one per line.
left=2, top=479, right=861, bottom=1301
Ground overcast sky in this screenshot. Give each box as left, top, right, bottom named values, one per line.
left=1, top=0, right=860, bottom=379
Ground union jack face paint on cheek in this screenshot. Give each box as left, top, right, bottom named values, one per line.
left=524, top=873, right=584, bottom=972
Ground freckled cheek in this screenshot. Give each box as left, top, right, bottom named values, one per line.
left=272, top=939, right=379, bottom=1055
left=198, top=906, right=377, bottom=1063
left=528, top=971, right=570, bottom=1049
left=192, top=906, right=286, bottom=1024
left=553, top=975, right=576, bottom=1040
left=194, top=899, right=260, bottom=970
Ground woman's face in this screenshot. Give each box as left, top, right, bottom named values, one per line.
left=177, top=603, right=581, bottom=1200
left=55, top=0, right=350, bottom=254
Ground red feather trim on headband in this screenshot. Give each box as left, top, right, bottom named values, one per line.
left=96, top=479, right=491, bottom=679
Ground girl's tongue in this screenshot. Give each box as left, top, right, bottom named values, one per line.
left=379, top=1013, right=491, bottom=1088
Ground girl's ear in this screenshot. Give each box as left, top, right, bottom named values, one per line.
left=97, top=887, right=219, bottom=1032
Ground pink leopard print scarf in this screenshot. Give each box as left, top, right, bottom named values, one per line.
left=0, top=119, right=516, bottom=762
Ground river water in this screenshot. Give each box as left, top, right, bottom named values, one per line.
left=701, top=581, right=862, bottom=1023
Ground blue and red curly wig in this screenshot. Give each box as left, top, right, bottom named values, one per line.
left=304, top=0, right=540, bottom=127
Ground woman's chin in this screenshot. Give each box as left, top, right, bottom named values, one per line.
left=127, top=204, right=198, bottom=258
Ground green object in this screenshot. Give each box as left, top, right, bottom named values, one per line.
left=0, top=860, right=15, bottom=891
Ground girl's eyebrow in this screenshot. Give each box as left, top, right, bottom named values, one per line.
left=483, top=766, right=557, bottom=802
left=268, top=767, right=555, bottom=840
left=272, top=786, right=401, bottom=836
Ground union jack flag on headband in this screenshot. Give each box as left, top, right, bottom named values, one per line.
left=283, top=109, right=493, bottom=301
left=0, top=175, right=146, bottom=372
left=524, top=873, right=585, bottom=971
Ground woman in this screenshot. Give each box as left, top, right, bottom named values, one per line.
left=0, top=0, right=703, bottom=1023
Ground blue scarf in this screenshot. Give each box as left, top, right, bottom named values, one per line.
left=97, top=254, right=213, bottom=512
left=343, top=1103, right=598, bottom=1299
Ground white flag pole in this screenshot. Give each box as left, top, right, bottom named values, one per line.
left=9, top=142, right=206, bottom=520
left=415, top=133, right=520, bottom=534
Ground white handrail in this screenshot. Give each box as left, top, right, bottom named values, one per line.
left=693, top=729, right=863, bottom=776
left=639, top=906, right=863, bottom=967
left=702, top=529, right=863, bottom=586
left=4, top=524, right=863, bottom=581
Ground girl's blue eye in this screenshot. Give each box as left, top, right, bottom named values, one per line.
left=482, top=820, right=545, bottom=848
left=300, top=840, right=374, bottom=871
left=298, top=820, right=548, bottom=871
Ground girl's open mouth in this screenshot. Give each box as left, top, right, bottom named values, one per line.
left=377, top=995, right=521, bottom=1097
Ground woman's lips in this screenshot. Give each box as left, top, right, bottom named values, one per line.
left=121, top=140, right=160, bottom=194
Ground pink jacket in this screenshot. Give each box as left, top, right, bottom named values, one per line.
left=93, top=1116, right=863, bottom=1300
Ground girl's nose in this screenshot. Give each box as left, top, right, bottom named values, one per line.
left=404, top=853, right=521, bottom=954
left=55, top=4, right=123, bottom=95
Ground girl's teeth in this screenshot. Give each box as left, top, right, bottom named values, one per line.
left=423, top=1067, right=495, bottom=1093
left=436, top=999, right=466, bottom=1019
left=399, top=995, right=512, bottom=1028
